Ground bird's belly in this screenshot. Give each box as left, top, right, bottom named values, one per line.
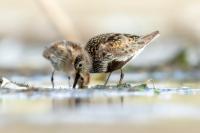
left=106, top=58, right=132, bottom=72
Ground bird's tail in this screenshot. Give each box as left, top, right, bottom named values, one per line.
left=138, top=30, right=160, bottom=45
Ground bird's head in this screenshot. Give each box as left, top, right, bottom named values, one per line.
left=73, top=55, right=90, bottom=88
left=43, top=40, right=70, bottom=70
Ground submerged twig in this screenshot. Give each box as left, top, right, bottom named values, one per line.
left=0, top=77, right=38, bottom=91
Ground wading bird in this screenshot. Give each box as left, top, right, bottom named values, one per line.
left=84, top=30, right=160, bottom=86
left=43, top=40, right=91, bottom=88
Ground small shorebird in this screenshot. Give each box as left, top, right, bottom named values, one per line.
left=43, top=31, right=160, bottom=88
left=85, top=30, right=160, bottom=86
left=43, top=40, right=91, bottom=88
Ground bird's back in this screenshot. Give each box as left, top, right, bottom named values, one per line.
left=85, top=31, right=159, bottom=73
left=86, top=33, right=140, bottom=58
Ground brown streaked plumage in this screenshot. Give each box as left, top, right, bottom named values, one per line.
left=73, top=54, right=91, bottom=88
left=85, top=31, right=160, bottom=85
left=43, top=40, right=91, bottom=89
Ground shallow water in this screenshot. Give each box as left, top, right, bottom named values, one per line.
left=1, top=89, right=200, bottom=119
left=0, top=72, right=200, bottom=133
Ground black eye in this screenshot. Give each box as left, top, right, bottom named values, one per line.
left=0, top=78, right=2, bottom=84
left=79, top=63, right=82, bottom=67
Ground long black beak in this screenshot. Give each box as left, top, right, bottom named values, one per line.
left=51, top=70, right=55, bottom=89
left=73, top=72, right=80, bottom=88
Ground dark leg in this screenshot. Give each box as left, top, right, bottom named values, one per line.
left=118, top=69, right=124, bottom=85
left=67, top=76, right=71, bottom=88
left=73, top=72, right=80, bottom=89
left=51, top=70, right=55, bottom=89
left=104, top=72, right=112, bottom=86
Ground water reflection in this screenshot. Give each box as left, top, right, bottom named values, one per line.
left=0, top=80, right=200, bottom=128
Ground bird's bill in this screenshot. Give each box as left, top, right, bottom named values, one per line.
left=51, top=69, right=55, bottom=89
left=73, top=72, right=80, bottom=88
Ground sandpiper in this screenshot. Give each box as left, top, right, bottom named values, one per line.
left=85, top=30, right=160, bottom=85
left=73, top=54, right=91, bottom=88
left=43, top=40, right=91, bottom=88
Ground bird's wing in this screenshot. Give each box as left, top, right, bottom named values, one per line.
left=99, top=31, right=160, bottom=61
left=86, top=33, right=140, bottom=62
left=85, top=31, right=159, bottom=72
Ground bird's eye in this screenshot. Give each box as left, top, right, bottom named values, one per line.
left=0, top=78, right=2, bottom=84
left=79, top=63, right=82, bottom=67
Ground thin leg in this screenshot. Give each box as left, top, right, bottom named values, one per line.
left=51, top=70, right=55, bottom=89
left=104, top=72, right=112, bottom=86
left=118, top=69, right=124, bottom=85
left=67, top=76, right=71, bottom=88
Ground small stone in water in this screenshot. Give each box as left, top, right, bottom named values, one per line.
left=133, top=83, right=148, bottom=91
left=117, top=83, right=131, bottom=88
